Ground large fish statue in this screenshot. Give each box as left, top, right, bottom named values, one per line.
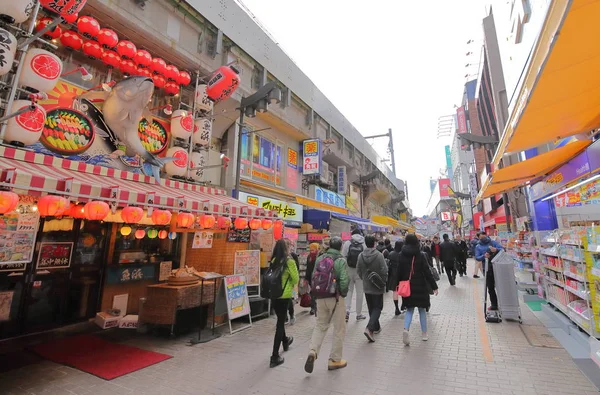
left=77, top=76, right=171, bottom=181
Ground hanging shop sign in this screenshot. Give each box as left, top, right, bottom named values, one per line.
left=445, top=146, right=453, bottom=180
left=302, top=139, right=321, bottom=175
left=36, top=242, right=73, bottom=270
left=440, top=212, right=452, bottom=222
left=234, top=250, right=260, bottom=287
left=337, top=166, right=347, bottom=195
left=307, top=233, right=329, bottom=241
left=106, top=263, right=156, bottom=284
left=192, top=231, right=213, bottom=248
left=456, top=106, right=467, bottom=134
left=439, top=178, right=451, bottom=198
left=310, top=186, right=346, bottom=209
left=227, top=227, right=251, bottom=243
left=286, top=148, right=299, bottom=190
left=469, top=173, right=479, bottom=201
left=238, top=192, right=302, bottom=226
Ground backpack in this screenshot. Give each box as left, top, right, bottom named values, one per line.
left=311, top=254, right=337, bottom=298
left=347, top=241, right=363, bottom=268
left=260, top=260, right=288, bottom=299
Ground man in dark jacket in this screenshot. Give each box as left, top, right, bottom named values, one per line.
left=357, top=235, right=388, bottom=343
left=454, top=234, right=469, bottom=277
left=440, top=234, right=458, bottom=285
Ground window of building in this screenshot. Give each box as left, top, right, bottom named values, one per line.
left=241, top=130, right=284, bottom=187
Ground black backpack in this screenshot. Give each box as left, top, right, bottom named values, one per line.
left=347, top=241, right=363, bottom=268
left=260, top=259, right=288, bottom=299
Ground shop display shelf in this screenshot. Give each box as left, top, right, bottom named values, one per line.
left=548, top=297, right=569, bottom=315
left=565, top=285, right=590, bottom=301
left=567, top=306, right=592, bottom=334
left=561, top=239, right=582, bottom=246
left=560, top=255, right=585, bottom=263
left=545, top=275, right=564, bottom=288
left=544, top=265, right=563, bottom=273
left=540, top=249, right=559, bottom=257
left=563, top=271, right=586, bottom=282
left=516, top=268, right=536, bottom=273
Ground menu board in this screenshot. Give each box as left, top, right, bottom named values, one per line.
left=227, top=228, right=251, bottom=243
left=234, top=250, right=260, bottom=286
left=0, top=212, right=40, bottom=272
left=224, top=275, right=251, bottom=320
left=36, top=242, right=73, bottom=269
left=192, top=231, right=213, bottom=249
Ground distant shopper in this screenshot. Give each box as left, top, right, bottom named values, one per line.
left=285, top=239, right=300, bottom=325
left=475, top=233, right=504, bottom=310
left=357, top=235, right=388, bottom=342
left=306, top=242, right=320, bottom=315
left=431, top=236, right=443, bottom=274
left=440, top=234, right=458, bottom=285
left=305, top=237, right=349, bottom=373
left=387, top=240, right=404, bottom=315
left=268, top=239, right=299, bottom=368
left=454, top=234, right=469, bottom=277
left=472, top=232, right=482, bottom=278
left=422, top=240, right=434, bottom=267
left=341, top=229, right=367, bottom=322
left=397, top=234, right=438, bottom=345
left=383, top=238, right=393, bottom=259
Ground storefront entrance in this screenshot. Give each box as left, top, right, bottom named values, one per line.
left=0, top=219, right=109, bottom=340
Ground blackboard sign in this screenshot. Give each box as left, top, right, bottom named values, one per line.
left=36, top=242, right=73, bottom=269
left=227, top=228, right=250, bottom=243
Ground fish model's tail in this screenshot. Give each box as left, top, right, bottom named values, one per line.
left=142, top=152, right=180, bottom=183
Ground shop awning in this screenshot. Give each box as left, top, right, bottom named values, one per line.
left=492, top=0, right=600, bottom=168
left=371, top=215, right=413, bottom=231
left=303, top=209, right=388, bottom=232
left=295, top=196, right=348, bottom=214
left=331, top=213, right=389, bottom=232
left=476, top=140, right=591, bottom=202
left=0, top=148, right=275, bottom=217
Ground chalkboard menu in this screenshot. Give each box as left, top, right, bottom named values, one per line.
left=36, top=242, right=73, bottom=269
left=227, top=228, right=250, bottom=243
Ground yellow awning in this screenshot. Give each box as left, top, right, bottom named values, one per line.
left=493, top=0, right=600, bottom=168
left=371, top=215, right=414, bottom=231
left=295, top=196, right=348, bottom=215
left=476, top=140, right=591, bottom=202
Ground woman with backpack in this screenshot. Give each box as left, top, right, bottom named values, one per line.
left=387, top=240, right=404, bottom=316
left=267, top=239, right=299, bottom=368
left=396, top=234, right=438, bottom=345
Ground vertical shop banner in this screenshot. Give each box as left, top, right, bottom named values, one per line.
left=224, top=275, right=251, bottom=320
left=456, top=106, right=467, bottom=134
left=302, top=139, right=321, bottom=175
left=469, top=173, right=478, bottom=200
left=234, top=250, right=260, bottom=286
left=445, top=146, right=453, bottom=180
left=337, top=166, right=346, bottom=195
left=192, top=231, right=213, bottom=248
left=36, top=242, right=73, bottom=269
left=286, top=148, right=299, bottom=190
left=439, top=178, right=451, bottom=198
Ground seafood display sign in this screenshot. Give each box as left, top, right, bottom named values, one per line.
left=224, top=275, right=251, bottom=320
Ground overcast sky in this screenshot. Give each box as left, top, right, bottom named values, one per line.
left=241, top=0, right=490, bottom=216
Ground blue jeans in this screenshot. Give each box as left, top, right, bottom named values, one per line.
left=404, top=307, right=427, bottom=332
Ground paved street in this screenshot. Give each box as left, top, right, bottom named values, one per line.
left=0, top=262, right=598, bottom=395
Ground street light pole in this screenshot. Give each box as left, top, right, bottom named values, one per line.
left=234, top=106, right=245, bottom=199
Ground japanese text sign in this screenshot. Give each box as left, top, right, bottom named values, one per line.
left=337, top=166, right=346, bottom=195
left=36, top=242, right=73, bottom=269
left=238, top=192, right=303, bottom=225
left=302, top=139, right=321, bottom=175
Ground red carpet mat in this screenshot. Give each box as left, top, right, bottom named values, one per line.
left=30, top=334, right=172, bottom=380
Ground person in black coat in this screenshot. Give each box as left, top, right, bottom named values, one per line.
left=440, top=234, right=458, bottom=286
left=454, top=234, right=469, bottom=277
left=386, top=240, right=404, bottom=316
left=397, top=234, right=438, bottom=345
left=422, top=241, right=434, bottom=267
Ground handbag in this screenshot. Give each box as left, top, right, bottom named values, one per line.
left=430, top=265, right=440, bottom=281
left=396, top=256, right=414, bottom=298
left=300, top=293, right=312, bottom=308
left=367, top=271, right=386, bottom=290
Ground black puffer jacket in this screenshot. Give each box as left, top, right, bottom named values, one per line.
left=397, top=244, right=438, bottom=311
left=387, top=250, right=401, bottom=292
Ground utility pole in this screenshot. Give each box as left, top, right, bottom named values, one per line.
left=365, top=129, right=396, bottom=176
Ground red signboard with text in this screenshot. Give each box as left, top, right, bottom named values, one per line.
left=456, top=106, right=467, bottom=134
left=439, top=178, right=450, bottom=198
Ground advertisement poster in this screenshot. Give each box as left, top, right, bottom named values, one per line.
left=554, top=178, right=600, bottom=207
left=439, top=178, right=451, bottom=198
left=0, top=291, right=14, bottom=321
left=234, top=250, right=260, bottom=286
left=36, top=242, right=74, bottom=269
left=224, top=275, right=251, bottom=320
left=192, top=231, right=213, bottom=248
left=302, top=139, right=321, bottom=175
left=0, top=212, right=39, bottom=271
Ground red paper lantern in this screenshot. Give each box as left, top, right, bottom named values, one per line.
left=134, top=49, right=152, bottom=68
left=177, top=71, right=191, bottom=86
left=101, top=50, right=121, bottom=69
left=158, top=229, right=168, bottom=239
left=69, top=204, right=86, bottom=219
left=60, top=30, right=83, bottom=51
left=198, top=214, right=216, bottom=229
left=273, top=220, right=284, bottom=240
left=84, top=200, right=109, bottom=221
left=38, top=195, right=69, bottom=217
left=177, top=212, right=195, bottom=228
left=217, top=216, right=231, bottom=229
left=0, top=191, right=19, bottom=214
left=82, top=40, right=103, bottom=60
left=261, top=218, right=273, bottom=230
left=136, top=67, right=152, bottom=78
left=151, top=209, right=172, bottom=225
left=234, top=217, right=248, bottom=230
left=135, top=229, right=146, bottom=239
left=98, top=28, right=118, bottom=49
left=150, top=57, right=167, bottom=76
left=121, top=206, right=143, bottom=223
left=152, top=74, right=166, bottom=89
left=164, top=82, right=179, bottom=96
left=206, top=65, right=240, bottom=103
left=120, top=59, right=137, bottom=76
left=40, top=0, right=87, bottom=18
left=249, top=218, right=261, bottom=230
left=77, top=16, right=100, bottom=39
left=165, top=65, right=179, bottom=82
left=36, top=18, right=62, bottom=40
left=62, top=13, right=79, bottom=25
left=116, top=40, right=136, bottom=60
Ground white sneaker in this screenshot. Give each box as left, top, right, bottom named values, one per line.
left=403, top=329, right=410, bottom=346
left=422, top=333, right=428, bottom=341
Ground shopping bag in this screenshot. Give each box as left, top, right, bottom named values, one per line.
left=300, top=293, right=312, bottom=308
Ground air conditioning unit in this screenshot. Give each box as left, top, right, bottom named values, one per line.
left=319, top=162, right=330, bottom=184
left=327, top=170, right=335, bottom=186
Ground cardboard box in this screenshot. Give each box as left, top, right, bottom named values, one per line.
left=118, top=314, right=139, bottom=329
left=95, top=312, right=120, bottom=329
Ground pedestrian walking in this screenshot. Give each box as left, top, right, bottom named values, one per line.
left=357, top=235, right=388, bottom=342
left=304, top=237, right=349, bottom=373
left=341, top=229, right=367, bottom=321
left=267, top=239, right=299, bottom=368
left=454, top=234, right=469, bottom=277
left=471, top=232, right=482, bottom=278
left=440, top=234, right=458, bottom=285
left=422, top=240, right=434, bottom=267
left=387, top=240, right=404, bottom=315
left=383, top=238, right=393, bottom=259
left=431, top=236, right=443, bottom=274
left=306, top=242, right=320, bottom=315
left=397, top=234, right=438, bottom=345
left=284, top=239, right=300, bottom=325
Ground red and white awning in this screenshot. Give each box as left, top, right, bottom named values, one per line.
left=0, top=147, right=276, bottom=218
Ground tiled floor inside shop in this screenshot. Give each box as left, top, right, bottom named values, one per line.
left=0, top=259, right=599, bottom=395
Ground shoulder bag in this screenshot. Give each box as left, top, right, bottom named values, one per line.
left=396, top=256, right=414, bottom=297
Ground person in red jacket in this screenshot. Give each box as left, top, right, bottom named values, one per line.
left=430, top=236, right=444, bottom=274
